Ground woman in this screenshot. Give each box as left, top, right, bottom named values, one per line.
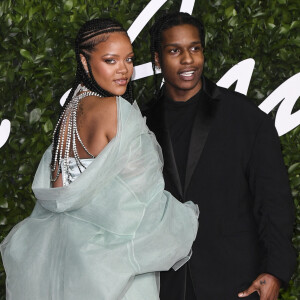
left=1, top=18, right=198, bottom=300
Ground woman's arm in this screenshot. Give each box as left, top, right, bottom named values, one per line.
left=119, top=131, right=198, bottom=274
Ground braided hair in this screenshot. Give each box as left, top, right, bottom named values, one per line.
left=51, top=18, right=133, bottom=169
left=149, top=12, right=205, bottom=98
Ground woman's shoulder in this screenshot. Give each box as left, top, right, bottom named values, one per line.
left=77, top=96, right=117, bottom=132
left=76, top=95, right=117, bottom=156
left=79, top=95, right=117, bottom=121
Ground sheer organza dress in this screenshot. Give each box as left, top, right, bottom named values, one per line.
left=1, top=96, right=199, bottom=300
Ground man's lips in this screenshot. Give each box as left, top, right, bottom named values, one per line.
left=114, top=78, right=128, bottom=85
left=178, top=69, right=197, bottom=80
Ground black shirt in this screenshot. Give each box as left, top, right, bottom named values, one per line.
left=163, top=90, right=203, bottom=189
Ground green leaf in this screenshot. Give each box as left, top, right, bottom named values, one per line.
left=225, top=6, right=235, bottom=18
left=0, top=198, right=8, bottom=209
left=0, top=214, right=7, bottom=225
left=22, top=60, right=33, bottom=70
left=290, top=36, right=300, bottom=47
left=20, top=49, right=33, bottom=61
left=43, top=119, right=53, bottom=133
left=64, top=0, right=73, bottom=10
left=289, top=163, right=300, bottom=174
left=267, top=23, right=276, bottom=29
left=252, top=11, right=266, bottom=18
left=29, top=108, right=42, bottom=124
left=279, top=24, right=290, bottom=34
left=34, top=54, right=45, bottom=63
left=290, top=20, right=300, bottom=30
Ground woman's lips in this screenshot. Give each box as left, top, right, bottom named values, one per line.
left=114, top=79, right=128, bottom=86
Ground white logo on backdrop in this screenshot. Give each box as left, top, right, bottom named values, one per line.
left=0, top=0, right=299, bottom=148
left=216, top=60, right=300, bottom=136
left=258, top=73, right=300, bottom=136
left=0, top=119, right=10, bottom=148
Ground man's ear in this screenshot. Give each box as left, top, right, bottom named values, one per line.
left=154, top=52, right=161, bottom=69
left=80, top=54, right=88, bottom=73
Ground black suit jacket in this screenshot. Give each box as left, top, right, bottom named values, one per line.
left=144, top=77, right=296, bottom=300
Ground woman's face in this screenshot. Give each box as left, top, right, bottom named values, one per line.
left=82, top=32, right=134, bottom=96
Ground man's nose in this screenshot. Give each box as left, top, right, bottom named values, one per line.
left=181, top=50, right=194, bottom=64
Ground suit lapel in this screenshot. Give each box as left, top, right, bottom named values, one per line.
left=147, top=101, right=183, bottom=199
left=184, top=80, right=220, bottom=195
left=161, top=126, right=183, bottom=198
left=145, top=77, right=220, bottom=199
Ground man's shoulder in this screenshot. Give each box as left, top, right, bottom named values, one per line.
left=141, top=93, right=162, bottom=113
left=203, top=76, right=267, bottom=121
left=141, top=96, right=163, bottom=129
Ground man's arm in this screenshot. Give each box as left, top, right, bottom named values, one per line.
left=238, top=273, right=281, bottom=299
left=239, top=115, right=296, bottom=299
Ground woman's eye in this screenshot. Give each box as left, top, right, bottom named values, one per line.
left=126, top=57, right=134, bottom=63
left=105, top=59, right=116, bottom=64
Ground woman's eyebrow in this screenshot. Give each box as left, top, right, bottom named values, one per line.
left=102, top=51, right=134, bottom=57
left=102, top=53, right=119, bottom=57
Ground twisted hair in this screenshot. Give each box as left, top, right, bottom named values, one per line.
left=74, top=18, right=133, bottom=102
left=149, top=12, right=205, bottom=98
left=51, top=18, right=133, bottom=169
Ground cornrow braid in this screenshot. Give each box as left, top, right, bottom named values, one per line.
left=149, top=12, right=205, bottom=99
left=51, top=18, right=133, bottom=169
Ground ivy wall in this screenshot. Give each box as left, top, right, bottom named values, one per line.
left=0, top=0, right=299, bottom=298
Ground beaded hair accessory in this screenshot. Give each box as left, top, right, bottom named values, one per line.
left=51, top=85, right=101, bottom=185
left=51, top=18, right=133, bottom=181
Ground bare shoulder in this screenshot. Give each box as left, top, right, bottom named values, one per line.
left=79, top=95, right=116, bottom=127
left=76, top=96, right=117, bottom=157
left=80, top=95, right=116, bottom=114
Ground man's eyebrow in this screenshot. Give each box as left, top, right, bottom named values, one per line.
left=163, top=41, right=202, bottom=48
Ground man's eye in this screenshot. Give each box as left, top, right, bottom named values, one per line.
left=191, top=46, right=202, bottom=51
left=170, top=49, right=179, bottom=54
left=105, top=59, right=116, bottom=64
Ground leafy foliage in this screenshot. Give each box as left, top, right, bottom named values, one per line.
left=0, top=0, right=299, bottom=298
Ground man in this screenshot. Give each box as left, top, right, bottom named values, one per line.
left=144, top=12, right=296, bottom=300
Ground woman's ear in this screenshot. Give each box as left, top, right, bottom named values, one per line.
left=80, top=54, right=89, bottom=73
left=154, top=52, right=161, bottom=69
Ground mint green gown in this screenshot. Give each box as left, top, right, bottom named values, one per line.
left=1, top=97, right=199, bottom=300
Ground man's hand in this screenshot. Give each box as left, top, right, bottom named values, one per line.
left=238, top=273, right=281, bottom=300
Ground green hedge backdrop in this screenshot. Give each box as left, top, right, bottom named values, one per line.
left=0, top=0, right=299, bottom=298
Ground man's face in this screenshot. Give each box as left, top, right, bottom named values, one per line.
left=157, top=24, right=204, bottom=102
